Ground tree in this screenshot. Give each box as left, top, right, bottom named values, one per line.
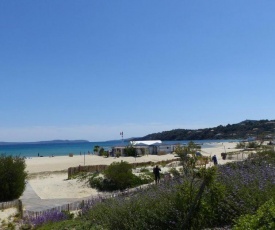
left=174, top=141, right=201, bottom=177
left=99, top=148, right=105, bottom=156
left=0, top=155, right=27, bottom=201
left=93, top=145, right=100, bottom=154
left=124, top=145, right=136, bottom=157
left=174, top=142, right=221, bottom=229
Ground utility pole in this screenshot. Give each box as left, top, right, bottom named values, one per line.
left=120, top=131, right=124, bottom=143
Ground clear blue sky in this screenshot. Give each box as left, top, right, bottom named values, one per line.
left=1, top=1, right=275, bottom=142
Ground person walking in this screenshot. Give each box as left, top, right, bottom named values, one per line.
left=153, top=165, right=161, bottom=184
left=212, top=155, right=218, bottom=165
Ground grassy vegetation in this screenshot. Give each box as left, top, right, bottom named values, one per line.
left=233, top=198, right=275, bottom=230
left=22, top=144, right=275, bottom=230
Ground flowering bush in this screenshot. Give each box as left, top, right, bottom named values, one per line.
left=24, top=210, right=68, bottom=227
left=215, top=150, right=275, bottom=225
left=32, top=150, right=275, bottom=230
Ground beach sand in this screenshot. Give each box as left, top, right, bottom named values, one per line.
left=1, top=142, right=243, bottom=223
left=25, top=154, right=181, bottom=200
left=0, top=208, right=18, bottom=229
left=25, top=154, right=179, bottom=174
left=25, top=141, right=241, bottom=199
left=25, top=141, right=240, bottom=173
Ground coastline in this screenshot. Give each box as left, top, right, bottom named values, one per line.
left=0, top=139, right=240, bottom=158
left=25, top=141, right=240, bottom=174
left=23, top=142, right=241, bottom=201
left=1, top=141, right=244, bottom=225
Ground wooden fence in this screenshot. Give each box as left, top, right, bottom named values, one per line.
left=23, top=187, right=144, bottom=219
left=227, top=151, right=251, bottom=161
left=23, top=156, right=212, bottom=219
left=24, top=200, right=83, bottom=218
left=0, top=199, right=23, bottom=218
left=68, top=158, right=180, bottom=178
left=0, top=199, right=19, bottom=210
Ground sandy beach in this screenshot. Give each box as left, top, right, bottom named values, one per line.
left=25, top=141, right=239, bottom=174
left=25, top=154, right=179, bottom=174
left=1, top=141, right=243, bottom=225
left=0, top=141, right=241, bottom=202
left=24, top=141, right=241, bottom=199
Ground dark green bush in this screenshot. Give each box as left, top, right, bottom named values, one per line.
left=124, top=145, right=136, bottom=157
left=247, top=142, right=259, bottom=148
left=104, top=161, right=133, bottom=190
left=236, top=142, right=246, bottom=149
left=0, top=155, right=27, bottom=201
left=98, top=148, right=105, bottom=156
left=88, top=161, right=153, bottom=191
left=139, top=167, right=150, bottom=173
left=89, top=174, right=118, bottom=191
left=233, top=198, right=275, bottom=230
left=169, top=167, right=181, bottom=177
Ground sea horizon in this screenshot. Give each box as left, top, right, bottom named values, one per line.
left=0, top=139, right=240, bottom=158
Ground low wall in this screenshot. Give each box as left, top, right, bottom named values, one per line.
left=68, top=158, right=180, bottom=179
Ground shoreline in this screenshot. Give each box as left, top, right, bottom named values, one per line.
left=0, top=141, right=250, bottom=226
left=23, top=142, right=243, bottom=201
left=25, top=142, right=240, bottom=174
left=1, top=139, right=241, bottom=158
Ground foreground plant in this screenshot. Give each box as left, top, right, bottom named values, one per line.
left=33, top=149, right=275, bottom=230
left=215, top=150, right=275, bottom=225
left=24, top=210, right=69, bottom=228
left=88, top=161, right=153, bottom=191
left=76, top=156, right=224, bottom=230
left=0, top=155, right=27, bottom=201
left=233, top=198, right=275, bottom=230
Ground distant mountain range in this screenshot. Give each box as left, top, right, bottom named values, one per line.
left=134, top=119, right=275, bottom=141
left=1, top=119, right=275, bottom=144
left=0, top=140, right=90, bottom=145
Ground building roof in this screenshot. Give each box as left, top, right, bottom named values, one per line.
left=130, top=140, right=162, bottom=145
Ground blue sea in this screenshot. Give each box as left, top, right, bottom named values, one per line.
left=0, top=139, right=240, bottom=158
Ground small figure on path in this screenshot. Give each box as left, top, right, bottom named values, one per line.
left=212, top=155, right=218, bottom=165
left=153, top=165, right=161, bottom=184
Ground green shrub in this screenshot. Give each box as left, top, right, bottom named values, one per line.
left=236, top=142, right=246, bottom=149
left=104, top=161, right=134, bottom=190
left=247, top=142, right=259, bottom=148
left=169, top=167, right=181, bottom=177
left=88, top=162, right=154, bottom=191
left=0, top=155, right=27, bottom=201
left=83, top=168, right=224, bottom=230
left=124, top=145, right=136, bottom=157
left=36, top=219, right=100, bottom=230
left=139, top=167, right=149, bottom=173
left=98, top=148, right=105, bottom=156
left=30, top=150, right=275, bottom=230
left=233, top=198, right=275, bottom=230
left=89, top=173, right=118, bottom=191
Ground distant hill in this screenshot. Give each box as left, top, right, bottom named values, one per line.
left=0, top=140, right=90, bottom=145
left=134, top=119, right=275, bottom=141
